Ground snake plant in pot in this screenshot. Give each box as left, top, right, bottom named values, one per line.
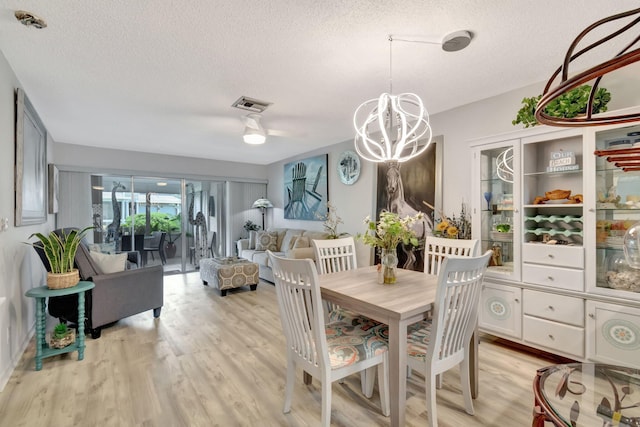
left=27, top=226, right=93, bottom=289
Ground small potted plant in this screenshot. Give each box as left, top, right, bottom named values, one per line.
left=27, top=226, right=93, bottom=289
left=243, top=220, right=260, bottom=237
left=50, top=322, right=75, bottom=349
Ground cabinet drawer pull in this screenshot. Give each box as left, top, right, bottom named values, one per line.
left=548, top=305, right=554, bottom=311
left=547, top=276, right=554, bottom=281
left=547, top=254, right=555, bottom=259
left=548, top=334, right=555, bottom=340
left=514, top=298, right=520, bottom=303
left=589, top=313, right=595, bottom=319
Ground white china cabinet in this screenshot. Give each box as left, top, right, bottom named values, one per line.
left=471, top=115, right=640, bottom=366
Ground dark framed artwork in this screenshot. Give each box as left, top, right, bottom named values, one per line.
left=375, top=136, right=443, bottom=271
left=284, top=154, right=328, bottom=220
left=15, top=88, right=47, bottom=226
left=48, top=164, right=59, bottom=214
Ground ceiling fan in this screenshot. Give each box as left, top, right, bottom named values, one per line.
left=241, top=113, right=297, bottom=145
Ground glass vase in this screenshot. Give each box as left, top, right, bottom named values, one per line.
left=380, top=248, right=398, bottom=284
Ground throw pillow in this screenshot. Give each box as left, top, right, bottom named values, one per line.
left=255, top=231, right=278, bottom=251
left=293, top=236, right=310, bottom=248
left=248, top=230, right=258, bottom=249
left=88, top=251, right=128, bottom=274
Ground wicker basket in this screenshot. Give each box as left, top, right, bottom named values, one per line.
left=50, top=329, right=76, bottom=349
left=47, top=270, right=80, bottom=290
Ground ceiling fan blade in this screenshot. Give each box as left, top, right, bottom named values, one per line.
left=242, top=113, right=263, bottom=130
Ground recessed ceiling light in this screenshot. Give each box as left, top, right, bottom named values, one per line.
left=157, top=182, right=168, bottom=186
left=15, top=10, right=47, bottom=29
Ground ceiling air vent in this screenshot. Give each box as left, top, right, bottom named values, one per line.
left=231, top=96, right=272, bottom=113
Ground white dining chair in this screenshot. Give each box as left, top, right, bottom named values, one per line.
left=424, top=236, right=479, bottom=275
left=312, top=237, right=380, bottom=394
left=267, top=251, right=390, bottom=426
left=406, top=250, right=491, bottom=427
left=312, top=237, right=359, bottom=319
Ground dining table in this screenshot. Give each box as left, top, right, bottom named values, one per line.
left=317, top=265, right=479, bottom=427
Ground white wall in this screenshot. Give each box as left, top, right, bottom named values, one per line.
left=0, top=51, right=55, bottom=391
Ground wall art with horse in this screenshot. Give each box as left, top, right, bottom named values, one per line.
left=375, top=136, right=442, bottom=271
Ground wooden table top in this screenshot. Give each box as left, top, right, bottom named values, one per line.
left=318, top=265, right=437, bottom=323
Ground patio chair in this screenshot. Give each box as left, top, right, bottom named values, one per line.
left=267, top=251, right=390, bottom=426
left=144, top=231, right=167, bottom=265
left=406, top=251, right=491, bottom=427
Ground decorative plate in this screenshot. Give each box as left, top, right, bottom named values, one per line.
left=337, top=150, right=361, bottom=185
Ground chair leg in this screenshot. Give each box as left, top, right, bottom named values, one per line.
left=426, top=370, right=438, bottom=427
left=283, top=357, right=295, bottom=414
left=378, top=354, right=390, bottom=417
left=321, top=375, right=332, bottom=427
left=460, top=353, right=475, bottom=415
left=363, top=367, right=375, bottom=398
left=436, top=373, right=443, bottom=389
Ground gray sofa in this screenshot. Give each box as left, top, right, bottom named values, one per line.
left=237, top=228, right=329, bottom=282
left=35, top=229, right=164, bottom=338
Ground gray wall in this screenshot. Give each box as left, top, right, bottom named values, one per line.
left=0, top=51, right=55, bottom=390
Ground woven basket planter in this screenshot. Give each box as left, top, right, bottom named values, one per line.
left=47, top=269, right=80, bottom=290
left=50, top=329, right=76, bottom=349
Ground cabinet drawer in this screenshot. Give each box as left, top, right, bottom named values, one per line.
left=522, top=244, right=584, bottom=269
left=523, top=289, right=584, bottom=326
left=522, top=263, right=584, bottom=292
left=523, top=316, right=584, bottom=359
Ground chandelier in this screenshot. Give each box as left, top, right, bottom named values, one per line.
left=353, top=33, right=471, bottom=163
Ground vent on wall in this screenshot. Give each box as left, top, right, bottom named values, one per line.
left=231, top=96, right=272, bottom=113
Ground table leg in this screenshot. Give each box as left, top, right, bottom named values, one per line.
left=34, top=297, right=45, bottom=371
left=77, top=291, right=86, bottom=360
left=388, top=319, right=408, bottom=427
left=471, top=328, right=478, bottom=398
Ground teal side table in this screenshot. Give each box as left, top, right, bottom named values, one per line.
left=25, top=281, right=95, bottom=371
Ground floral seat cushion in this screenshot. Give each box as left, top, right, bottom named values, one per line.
left=326, top=320, right=389, bottom=369
left=406, top=320, right=433, bottom=360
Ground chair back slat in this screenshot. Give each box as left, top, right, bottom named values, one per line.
left=268, top=251, right=328, bottom=371
left=424, top=236, right=479, bottom=275
left=427, top=251, right=491, bottom=365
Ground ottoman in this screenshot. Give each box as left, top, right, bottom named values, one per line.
left=200, top=257, right=259, bottom=296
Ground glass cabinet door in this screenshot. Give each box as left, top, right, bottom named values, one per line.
left=592, top=123, right=640, bottom=299
left=473, top=140, right=520, bottom=280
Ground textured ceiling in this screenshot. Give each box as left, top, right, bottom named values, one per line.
left=0, top=1, right=638, bottom=165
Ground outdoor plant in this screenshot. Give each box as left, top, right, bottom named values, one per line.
left=27, top=226, right=93, bottom=274
left=122, top=212, right=178, bottom=235
left=512, top=84, right=612, bottom=128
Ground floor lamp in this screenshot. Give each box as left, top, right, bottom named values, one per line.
left=252, top=198, right=273, bottom=230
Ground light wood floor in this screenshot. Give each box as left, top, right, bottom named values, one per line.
left=0, top=273, right=570, bottom=426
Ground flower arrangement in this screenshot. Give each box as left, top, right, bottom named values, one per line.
left=319, top=202, right=348, bottom=239
left=433, top=203, right=472, bottom=240
left=358, top=211, right=423, bottom=251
